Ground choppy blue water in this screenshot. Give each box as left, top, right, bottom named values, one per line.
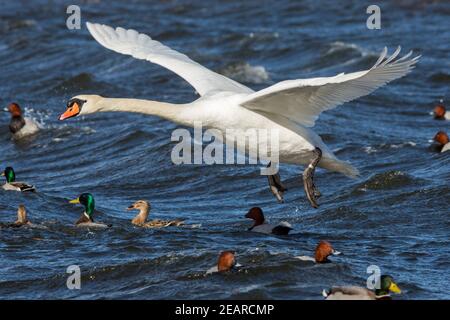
left=0, top=0, right=449, bottom=299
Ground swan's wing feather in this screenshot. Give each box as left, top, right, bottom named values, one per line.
left=86, top=22, right=253, bottom=96
left=240, top=47, right=419, bottom=127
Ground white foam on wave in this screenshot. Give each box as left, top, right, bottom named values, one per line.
left=221, top=62, right=269, bottom=84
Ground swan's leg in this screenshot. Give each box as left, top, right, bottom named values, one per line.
left=303, top=147, right=322, bottom=208
left=267, top=162, right=287, bottom=203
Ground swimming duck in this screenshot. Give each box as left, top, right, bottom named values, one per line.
left=7, top=102, right=39, bottom=138
left=0, top=205, right=31, bottom=228
left=69, top=193, right=111, bottom=228
left=245, top=207, right=292, bottom=235
left=322, top=275, right=401, bottom=300
left=206, top=250, right=240, bottom=274
left=295, top=240, right=341, bottom=263
left=433, top=131, right=450, bottom=153
left=433, top=104, right=450, bottom=120
left=1, top=167, right=35, bottom=192
left=127, top=200, right=184, bottom=228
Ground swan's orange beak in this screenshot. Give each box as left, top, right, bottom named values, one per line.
left=59, top=102, right=80, bottom=121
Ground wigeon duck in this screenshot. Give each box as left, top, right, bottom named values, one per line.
left=245, top=207, right=292, bottom=235
left=295, top=240, right=341, bottom=263
left=433, top=131, right=450, bottom=153
left=1, top=167, right=35, bottom=192
left=127, top=200, right=184, bottom=228
left=433, top=104, right=450, bottom=120
left=69, top=193, right=111, bottom=228
left=206, top=250, right=241, bottom=274
left=322, top=275, right=401, bottom=300
left=7, top=102, right=39, bottom=138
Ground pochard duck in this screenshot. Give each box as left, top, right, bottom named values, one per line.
left=433, top=104, right=450, bottom=120
left=127, top=200, right=184, bottom=228
left=1, top=167, right=35, bottom=192
left=69, top=193, right=111, bottom=228
left=295, top=240, right=341, bottom=263
left=245, top=207, right=292, bottom=235
left=433, top=131, right=450, bottom=153
left=7, top=103, right=39, bottom=138
left=322, top=275, right=401, bottom=300
left=206, top=250, right=241, bottom=274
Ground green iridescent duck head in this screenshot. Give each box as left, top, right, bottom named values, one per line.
left=376, top=275, right=401, bottom=296
left=2, top=167, right=16, bottom=183
left=69, top=193, right=95, bottom=217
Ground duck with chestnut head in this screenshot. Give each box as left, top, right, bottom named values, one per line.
left=1, top=167, right=35, bottom=192
left=245, top=207, right=292, bottom=235
left=322, top=275, right=402, bottom=300
left=69, top=193, right=111, bottom=228
left=206, top=251, right=242, bottom=274
left=127, top=200, right=184, bottom=228
left=433, top=104, right=450, bottom=120
left=7, top=102, right=39, bottom=138
left=433, top=131, right=450, bottom=153
left=295, top=241, right=341, bottom=263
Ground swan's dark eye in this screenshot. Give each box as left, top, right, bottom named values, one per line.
left=67, top=98, right=87, bottom=109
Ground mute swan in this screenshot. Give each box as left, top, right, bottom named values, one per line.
left=245, top=207, right=292, bottom=235
left=59, top=22, right=420, bottom=208
left=1, top=167, right=35, bottom=192
left=127, top=200, right=184, bottom=228
left=322, top=275, right=401, bottom=300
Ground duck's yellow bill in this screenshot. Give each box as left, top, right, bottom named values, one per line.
left=389, top=282, right=401, bottom=294
left=69, top=198, right=80, bottom=204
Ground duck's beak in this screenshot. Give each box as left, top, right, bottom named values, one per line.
left=69, top=198, right=80, bottom=204
left=389, top=281, right=402, bottom=294
left=126, top=205, right=135, bottom=211
left=59, top=103, right=80, bottom=121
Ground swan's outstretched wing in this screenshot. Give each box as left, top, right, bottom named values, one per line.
left=240, top=47, right=420, bottom=127
left=86, top=22, right=253, bottom=96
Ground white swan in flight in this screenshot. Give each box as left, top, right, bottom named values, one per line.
left=59, top=22, right=420, bottom=208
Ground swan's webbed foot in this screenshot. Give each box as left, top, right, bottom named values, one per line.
left=303, top=147, right=322, bottom=208
left=267, top=162, right=287, bottom=203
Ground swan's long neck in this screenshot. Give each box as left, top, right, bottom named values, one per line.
left=92, top=98, right=192, bottom=126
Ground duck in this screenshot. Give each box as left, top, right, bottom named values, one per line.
left=126, top=200, right=184, bottom=228
left=0, top=205, right=32, bottom=228
left=433, top=104, right=450, bottom=120
left=7, top=102, right=39, bottom=138
left=433, top=131, right=450, bottom=153
left=295, top=240, right=341, bottom=263
left=245, top=207, right=292, bottom=235
left=1, top=167, right=36, bottom=192
left=206, top=250, right=241, bottom=274
left=69, top=193, right=111, bottom=228
left=322, top=275, right=402, bottom=300
left=58, top=22, right=419, bottom=208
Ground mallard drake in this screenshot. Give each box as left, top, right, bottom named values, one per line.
left=1, top=167, right=35, bottom=192
left=127, top=200, right=184, bottom=228
left=295, top=240, right=341, bottom=263
left=322, top=275, right=402, bottom=300
left=206, top=251, right=241, bottom=274
left=245, top=207, right=292, bottom=235
left=7, top=102, right=39, bottom=138
left=69, top=193, right=111, bottom=228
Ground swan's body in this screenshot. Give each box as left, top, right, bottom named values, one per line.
left=60, top=22, right=419, bottom=206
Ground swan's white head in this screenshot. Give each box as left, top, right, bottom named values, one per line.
left=59, top=95, right=102, bottom=120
